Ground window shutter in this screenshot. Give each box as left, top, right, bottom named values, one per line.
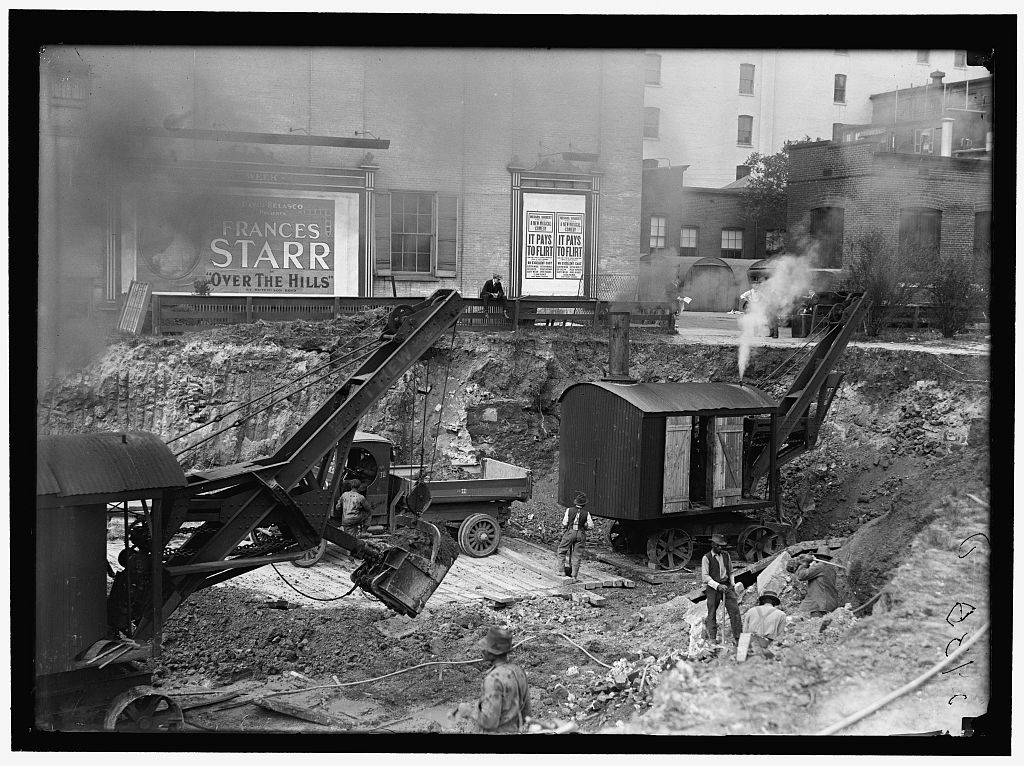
left=436, top=195, right=458, bottom=277
left=374, top=192, right=391, bottom=276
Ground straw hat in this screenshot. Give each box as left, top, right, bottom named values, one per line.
left=759, top=589, right=781, bottom=607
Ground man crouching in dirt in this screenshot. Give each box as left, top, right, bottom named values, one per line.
left=452, top=626, right=531, bottom=733
left=742, top=588, right=787, bottom=646
left=702, top=534, right=743, bottom=645
left=790, top=545, right=840, bottom=617
left=557, top=492, right=594, bottom=579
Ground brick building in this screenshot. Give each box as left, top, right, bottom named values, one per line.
left=641, top=164, right=785, bottom=260
left=40, top=46, right=644, bottom=330
left=787, top=140, right=991, bottom=271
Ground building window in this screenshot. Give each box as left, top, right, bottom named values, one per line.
left=917, top=50, right=930, bottom=64
left=645, top=53, right=661, bottom=85
left=974, top=210, right=990, bottom=262
left=650, top=215, right=667, bottom=249
left=644, top=107, right=660, bottom=139
left=739, top=63, right=755, bottom=95
left=736, top=165, right=751, bottom=180
left=833, top=73, right=847, bottom=104
left=810, top=207, right=845, bottom=268
left=954, top=50, right=967, bottom=68
left=913, top=128, right=934, bottom=154
left=680, top=226, right=698, bottom=257
left=737, top=115, right=753, bottom=145
left=374, top=191, right=458, bottom=277
left=899, top=207, right=942, bottom=258
left=721, top=228, right=743, bottom=258
left=765, top=229, right=786, bottom=255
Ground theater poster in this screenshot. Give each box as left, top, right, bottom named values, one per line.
left=520, top=192, right=586, bottom=296
left=129, top=189, right=359, bottom=295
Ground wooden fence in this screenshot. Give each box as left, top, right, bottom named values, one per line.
left=150, top=294, right=676, bottom=336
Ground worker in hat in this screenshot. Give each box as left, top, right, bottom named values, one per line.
left=742, top=588, right=788, bottom=642
left=337, top=479, right=372, bottom=538
left=452, top=626, right=531, bottom=733
left=479, top=272, right=510, bottom=320
left=556, top=491, right=594, bottom=579
left=793, top=545, right=840, bottom=617
left=701, top=534, right=743, bottom=645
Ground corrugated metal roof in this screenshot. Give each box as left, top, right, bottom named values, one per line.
left=37, top=431, right=186, bottom=497
left=354, top=431, right=392, bottom=444
left=558, top=381, right=776, bottom=415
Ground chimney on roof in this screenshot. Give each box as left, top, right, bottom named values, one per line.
left=930, top=70, right=946, bottom=86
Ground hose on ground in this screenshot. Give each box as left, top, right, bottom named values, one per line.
left=813, top=621, right=989, bottom=736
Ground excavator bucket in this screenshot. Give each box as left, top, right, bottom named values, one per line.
left=350, top=516, right=458, bottom=617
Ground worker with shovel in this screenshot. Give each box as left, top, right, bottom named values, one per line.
left=557, top=491, right=594, bottom=579
left=702, top=534, right=743, bottom=646
left=452, top=626, right=531, bottom=733
left=792, top=545, right=840, bottom=617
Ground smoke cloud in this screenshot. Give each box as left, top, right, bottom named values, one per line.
left=737, top=253, right=816, bottom=378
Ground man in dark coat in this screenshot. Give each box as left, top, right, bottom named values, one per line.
left=453, top=626, right=531, bottom=733
left=480, top=273, right=509, bottom=318
left=793, top=544, right=840, bottom=617
left=702, top=534, right=743, bottom=644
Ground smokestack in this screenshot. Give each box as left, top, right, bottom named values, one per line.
left=603, top=311, right=637, bottom=384
left=930, top=70, right=945, bottom=86
left=940, top=117, right=955, bottom=157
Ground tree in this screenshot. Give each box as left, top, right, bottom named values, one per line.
left=846, top=230, right=918, bottom=337
left=742, top=148, right=789, bottom=244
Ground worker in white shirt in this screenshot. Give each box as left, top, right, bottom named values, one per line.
left=701, top=534, right=743, bottom=645
left=556, top=491, right=594, bottom=579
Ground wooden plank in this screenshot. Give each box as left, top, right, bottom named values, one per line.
left=117, top=281, right=152, bottom=334
left=736, top=633, right=752, bottom=662
left=663, top=416, right=692, bottom=513
left=254, top=697, right=340, bottom=727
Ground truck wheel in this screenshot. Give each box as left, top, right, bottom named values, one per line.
left=458, top=513, right=501, bottom=557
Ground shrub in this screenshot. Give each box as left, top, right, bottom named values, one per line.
left=846, top=230, right=917, bottom=337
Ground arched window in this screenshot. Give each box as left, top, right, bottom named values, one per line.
left=810, top=207, right=845, bottom=268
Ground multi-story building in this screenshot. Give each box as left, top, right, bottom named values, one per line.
left=643, top=49, right=990, bottom=188
left=39, top=46, right=644, bottom=333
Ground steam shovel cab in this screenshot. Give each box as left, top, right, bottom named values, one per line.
left=557, top=381, right=788, bottom=570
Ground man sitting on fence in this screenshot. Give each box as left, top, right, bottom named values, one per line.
left=480, top=273, right=510, bottom=320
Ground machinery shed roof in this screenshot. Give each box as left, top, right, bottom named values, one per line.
left=558, top=381, right=777, bottom=415
left=37, top=431, right=186, bottom=498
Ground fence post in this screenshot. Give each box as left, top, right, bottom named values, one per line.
left=246, top=296, right=253, bottom=324
left=512, top=297, right=520, bottom=332
left=151, top=293, right=161, bottom=336
left=333, top=297, right=339, bottom=319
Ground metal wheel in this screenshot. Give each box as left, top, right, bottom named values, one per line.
left=385, top=304, right=415, bottom=333
left=292, top=539, right=327, bottom=568
left=457, top=513, right=501, bottom=557
left=737, top=525, right=784, bottom=563
left=646, top=527, right=694, bottom=570
left=605, top=521, right=631, bottom=552
left=103, top=686, right=184, bottom=732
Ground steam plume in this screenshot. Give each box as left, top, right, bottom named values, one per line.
left=737, top=253, right=816, bottom=378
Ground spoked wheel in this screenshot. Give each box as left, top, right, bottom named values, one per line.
left=103, top=686, right=184, bottom=732
left=457, top=513, right=501, bottom=557
left=737, top=525, right=784, bottom=563
left=646, top=528, right=694, bottom=570
left=292, top=539, right=328, bottom=568
left=605, top=521, right=631, bottom=553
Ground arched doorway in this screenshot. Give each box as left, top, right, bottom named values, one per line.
left=680, top=257, right=740, bottom=311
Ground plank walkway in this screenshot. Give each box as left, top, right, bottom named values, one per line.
left=113, top=535, right=631, bottom=611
